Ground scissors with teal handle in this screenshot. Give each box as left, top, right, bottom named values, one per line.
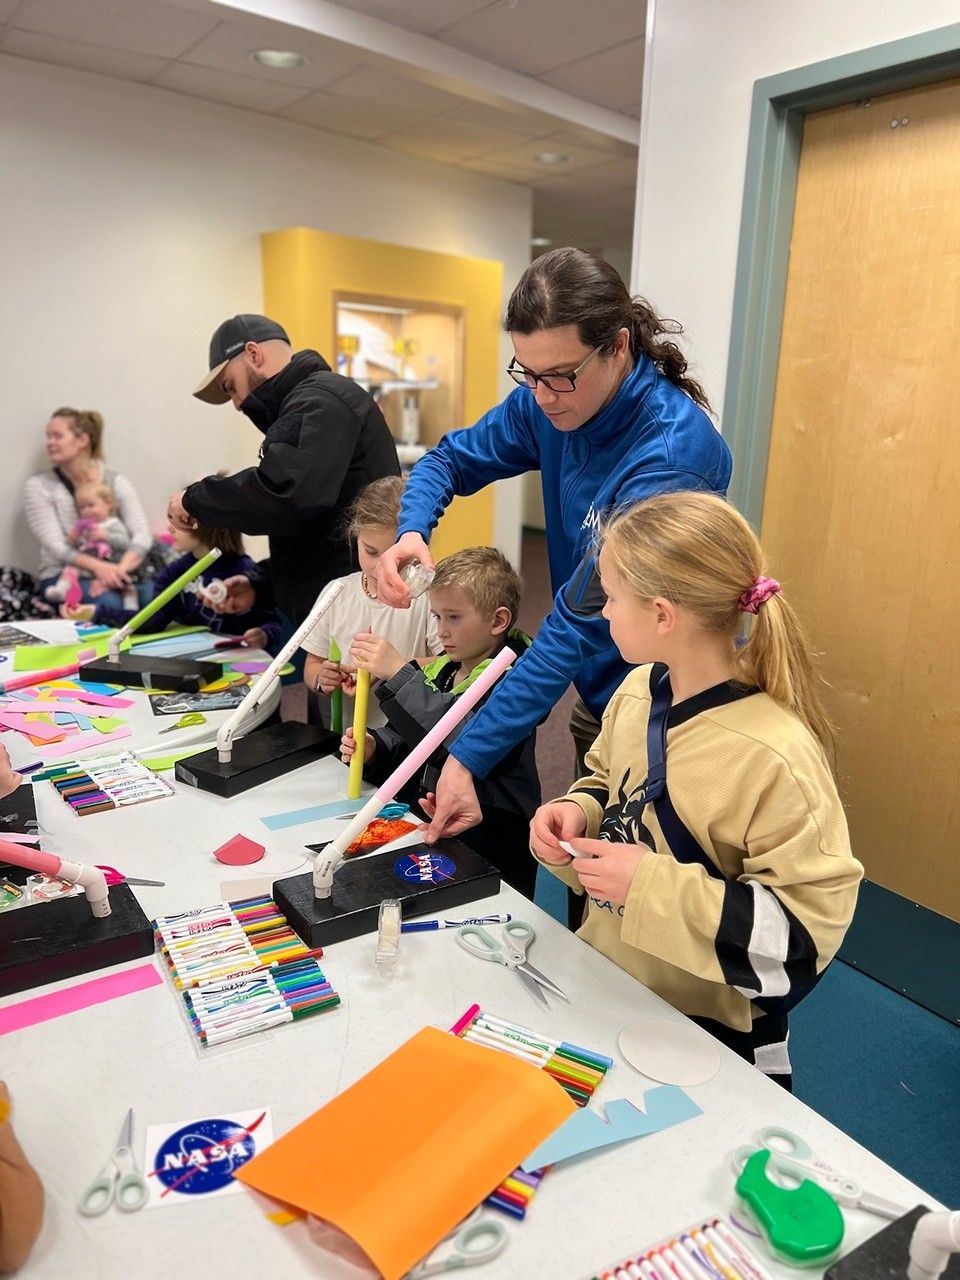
left=731, top=1125, right=906, bottom=1219
left=455, top=920, right=569, bottom=1008
left=79, top=1108, right=148, bottom=1216
left=407, top=1207, right=508, bottom=1277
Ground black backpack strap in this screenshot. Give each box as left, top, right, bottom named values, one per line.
left=645, top=665, right=724, bottom=880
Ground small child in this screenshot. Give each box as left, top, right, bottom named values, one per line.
left=301, top=477, right=443, bottom=731
left=62, top=517, right=283, bottom=652
left=342, top=547, right=542, bottom=898
left=530, top=492, right=863, bottom=1089
left=45, top=480, right=133, bottom=604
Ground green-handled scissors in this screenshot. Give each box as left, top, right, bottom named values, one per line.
left=157, top=712, right=206, bottom=734
left=408, top=1207, right=508, bottom=1277
left=79, top=1108, right=148, bottom=1216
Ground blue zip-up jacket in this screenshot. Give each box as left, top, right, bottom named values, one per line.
left=398, top=354, right=732, bottom=779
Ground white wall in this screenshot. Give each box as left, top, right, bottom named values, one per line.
left=0, top=55, right=531, bottom=574
left=632, top=1, right=960, bottom=420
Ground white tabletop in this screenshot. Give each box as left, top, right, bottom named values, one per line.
left=0, top=639, right=935, bottom=1280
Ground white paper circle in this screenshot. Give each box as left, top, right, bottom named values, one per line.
left=618, top=1019, right=721, bottom=1086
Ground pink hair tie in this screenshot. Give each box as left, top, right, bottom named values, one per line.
left=738, top=575, right=781, bottom=614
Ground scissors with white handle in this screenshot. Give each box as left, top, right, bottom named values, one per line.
left=79, top=1108, right=148, bottom=1216
left=732, top=1125, right=907, bottom=1220
left=455, top=920, right=569, bottom=1008
left=407, top=1207, right=508, bottom=1277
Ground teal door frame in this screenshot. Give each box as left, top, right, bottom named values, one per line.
left=724, top=21, right=960, bottom=527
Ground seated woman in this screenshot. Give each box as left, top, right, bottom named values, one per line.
left=23, top=408, right=153, bottom=614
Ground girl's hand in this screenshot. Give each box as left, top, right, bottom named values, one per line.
left=339, top=664, right=358, bottom=697
left=529, top=801, right=587, bottom=864
left=241, top=627, right=268, bottom=650
left=308, top=658, right=343, bottom=696
left=339, top=727, right=374, bottom=765
left=350, top=632, right=406, bottom=681
left=566, top=837, right=648, bottom=906
left=60, top=604, right=96, bottom=622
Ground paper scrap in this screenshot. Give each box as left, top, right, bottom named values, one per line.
left=0, top=963, right=162, bottom=1035
left=520, top=1088, right=703, bottom=1172
left=214, top=835, right=266, bottom=866
left=41, top=725, right=132, bottom=758
left=143, top=1109, right=274, bottom=1208
left=235, top=1027, right=575, bottom=1280
left=261, top=797, right=366, bottom=831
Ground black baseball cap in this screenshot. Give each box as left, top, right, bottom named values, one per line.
left=193, top=314, right=290, bottom=404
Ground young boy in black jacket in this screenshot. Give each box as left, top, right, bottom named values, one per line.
left=342, top=547, right=541, bottom=898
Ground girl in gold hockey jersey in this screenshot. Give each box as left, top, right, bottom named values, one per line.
left=530, top=491, right=863, bottom=1089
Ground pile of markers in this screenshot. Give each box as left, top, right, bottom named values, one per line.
left=450, top=1005, right=613, bottom=1219
left=451, top=1004, right=613, bottom=1106
left=154, top=895, right=340, bottom=1048
left=36, top=752, right=173, bottom=816
left=583, top=1217, right=773, bottom=1280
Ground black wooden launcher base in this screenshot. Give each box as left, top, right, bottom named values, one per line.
left=83, top=652, right=219, bottom=693
left=0, top=883, right=154, bottom=997
left=175, top=723, right=338, bottom=796
left=274, top=838, right=500, bottom=947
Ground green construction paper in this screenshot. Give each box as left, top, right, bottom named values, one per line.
left=13, top=625, right=205, bottom=672
left=90, top=716, right=126, bottom=733
left=139, top=746, right=208, bottom=771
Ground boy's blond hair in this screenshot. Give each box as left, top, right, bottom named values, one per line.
left=431, top=547, right=521, bottom=628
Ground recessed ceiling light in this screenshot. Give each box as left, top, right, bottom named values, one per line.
left=530, top=237, right=553, bottom=247
left=534, top=151, right=569, bottom=166
left=250, top=49, right=307, bottom=70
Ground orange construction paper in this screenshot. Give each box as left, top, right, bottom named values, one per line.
left=235, top=1026, right=575, bottom=1280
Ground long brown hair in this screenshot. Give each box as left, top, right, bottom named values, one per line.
left=51, top=407, right=104, bottom=459
left=504, top=248, right=711, bottom=412
left=602, top=492, right=835, bottom=763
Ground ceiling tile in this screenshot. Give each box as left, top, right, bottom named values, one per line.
left=152, top=61, right=310, bottom=111
left=0, top=26, right=168, bottom=79
left=475, top=136, right=612, bottom=176
left=279, top=89, right=430, bottom=139
left=535, top=156, right=638, bottom=192
left=438, top=99, right=561, bottom=139
left=461, top=155, right=541, bottom=183
left=180, top=18, right=367, bottom=90
left=435, top=0, right=644, bottom=77
left=533, top=123, right=638, bottom=158
left=325, top=0, right=496, bottom=37
left=320, top=64, right=469, bottom=114
left=540, top=38, right=644, bottom=111
left=13, top=0, right=219, bottom=59
left=378, top=114, right=534, bottom=162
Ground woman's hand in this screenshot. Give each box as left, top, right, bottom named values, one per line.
left=117, top=550, right=143, bottom=577
left=90, top=559, right=131, bottom=590
left=339, top=727, right=375, bottom=765
left=166, top=490, right=197, bottom=532
left=418, top=756, right=482, bottom=842
left=529, top=801, right=587, bottom=864
left=350, top=632, right=406, bottom=681
left=566, top=837, right=648, bottom=906
left=376, top=532, right=434, bottom=608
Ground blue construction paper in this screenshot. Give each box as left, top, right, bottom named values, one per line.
left=53, top=712, right=93, bottom=730
left=260, top=797, right=366, bottom=831
left=520, top=1088, right=702, bottom=1172
left=72, top=681, right=125, bottom=696
left=132, top=632, right=218, bottom=657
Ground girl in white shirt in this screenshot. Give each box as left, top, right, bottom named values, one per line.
left=301, top=477, right=442, bottom=730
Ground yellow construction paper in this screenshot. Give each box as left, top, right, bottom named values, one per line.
left=235, top=1027, right=575, bottom=1280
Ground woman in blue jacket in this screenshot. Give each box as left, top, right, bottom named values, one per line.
left=378, top=247, right=732, bottom=848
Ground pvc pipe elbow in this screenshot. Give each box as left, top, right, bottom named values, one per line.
left=909, top=1210, right=960, bottom=1280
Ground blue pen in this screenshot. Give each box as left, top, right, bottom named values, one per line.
left=400, top=913, right=513, bottom=933
left=15, top=761, right=43, bottom=775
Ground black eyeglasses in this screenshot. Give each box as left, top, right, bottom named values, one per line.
left=506, top=345, right=602, bottom=393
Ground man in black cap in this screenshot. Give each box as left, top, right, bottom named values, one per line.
left=168, top=315, right=399, bottom=626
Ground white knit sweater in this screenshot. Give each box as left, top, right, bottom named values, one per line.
left=23, top=466, right=152, bottom=582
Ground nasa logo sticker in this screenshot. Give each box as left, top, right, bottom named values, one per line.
left=151, top=1113, right=266, bottom=1198
left=394, top=851, right=456, bottom=885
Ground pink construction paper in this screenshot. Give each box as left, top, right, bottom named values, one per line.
left=0, top=700, right=127, bottom=717
left=41, top=725, right=132, bottom=758
left=214, top=834, right=266, bottom=866
left=44, top=690, right=134, bottom=709
left=0, top=714, right=68, bottom=743
left=0, top=963, right=162, bottom=1035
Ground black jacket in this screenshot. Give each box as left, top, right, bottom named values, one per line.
left=183, top=351, right=399, bottom=624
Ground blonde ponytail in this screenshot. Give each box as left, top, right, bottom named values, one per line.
left=602, top=492, right=836, bottom=767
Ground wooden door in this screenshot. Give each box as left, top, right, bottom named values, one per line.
left=760, top=77, right=960, bottom=921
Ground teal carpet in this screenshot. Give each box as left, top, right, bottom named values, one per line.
left=534, top=869, right=959, bottom=1208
